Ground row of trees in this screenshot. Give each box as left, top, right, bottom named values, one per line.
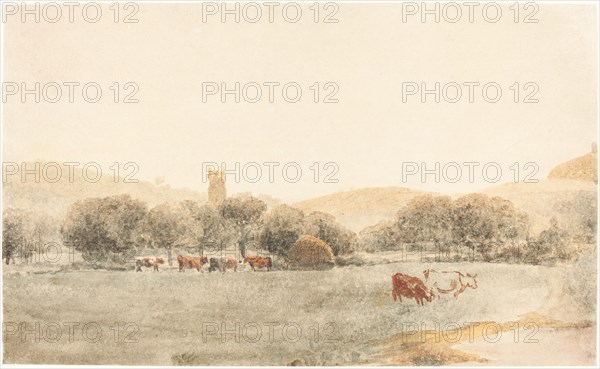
left=360, top=194, right=574, bottom=264
left=3, top=208, right=59, bottom=264
left=3, top=192, right=588, bottom=266
left=58, top=194, right=357, bottom=266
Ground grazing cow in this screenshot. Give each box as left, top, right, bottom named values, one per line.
left=177, top=255, right=208, bottom=272
left=209, top=257, right=238, bottom=273
left=391, top=273, right=434, bottom=306
left=243, top=256, right=272, bottom=271
left=423, top=269, right=478, bottom=299
left=135, top=257, right=165, bottom=272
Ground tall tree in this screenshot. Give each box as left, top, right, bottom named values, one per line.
left=142, top=202, right=188, bottom=266
left=219, top=197, right=267, bottom=257
left=305, top=211, right=358, bottom=256
left=396, top=195, right=454, bottom=259
left=62, top=195, right=147, bottom=263
left=258, top=204, right=305, bottom=257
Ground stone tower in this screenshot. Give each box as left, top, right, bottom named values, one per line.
left=208, top=170, right=226, bottom=207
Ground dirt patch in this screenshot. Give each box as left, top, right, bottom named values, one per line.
left=366, top=312, right=594, bottom=366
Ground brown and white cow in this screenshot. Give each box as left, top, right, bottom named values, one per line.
left=177, top=255, right=209, bottom=272
left=391, top=273, right=434, bottom=306
left=243, top=256, right=272, bottom=271
left=422, top=269, right=478, bottom=299
left=135, top=257, right=165, bottom=272
left=209, top=257, right=238, bottom=273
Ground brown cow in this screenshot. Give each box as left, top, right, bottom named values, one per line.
left=422, top=269, right=478, bottom=299
left=243, top=256, right=272, bottom=271
left=177, top=255, right=208, bottom=272
left=391, top=273, right=434, bottom=306
left=209, top=257, right=238, bottom=273
left=136, top=257, right=165, bottom=272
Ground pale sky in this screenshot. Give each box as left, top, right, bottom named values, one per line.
left=3, top=3, right=598, bottom=202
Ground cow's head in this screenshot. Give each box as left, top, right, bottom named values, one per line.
left=465, top=273, right=478, bottom=289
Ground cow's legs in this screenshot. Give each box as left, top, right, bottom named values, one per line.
left=454, top=285, right=467, bottom=299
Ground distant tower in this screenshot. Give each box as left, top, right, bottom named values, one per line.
left=208, top=170, right=226, bottom=207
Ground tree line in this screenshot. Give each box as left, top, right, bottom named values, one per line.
left=360, top=193, right=582, bottom=264
left=3, top=194, right=358, bottom=266
left=3, top=192, right=594, bottom=266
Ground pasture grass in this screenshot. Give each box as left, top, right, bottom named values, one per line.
left=2, top=259, right=595, bottom=365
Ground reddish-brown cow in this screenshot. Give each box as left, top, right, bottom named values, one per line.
left=243, top=256, right=272, bottom=271
left=391, top=273, right=434, bottom=306
left=177, top=255, right=209, bottom=272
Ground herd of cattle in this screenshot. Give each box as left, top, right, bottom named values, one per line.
left=392, top=269, right=478, bottom=305
left=135, top=255, right=272, bottom=273
left=135, top=256, right=477, bottom=305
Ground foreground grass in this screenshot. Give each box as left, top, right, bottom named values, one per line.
left=3, top=260, right=595, bottom=365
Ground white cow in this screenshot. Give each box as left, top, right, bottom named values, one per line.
left=422, top=269, right=478, bottom=299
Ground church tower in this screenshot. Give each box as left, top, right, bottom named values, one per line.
left=208, top=170, right=226, bottom=207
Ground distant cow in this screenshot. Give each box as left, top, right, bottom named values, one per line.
left=423, top=269, right=478, bottom=299
left=177, top=255, right=208, bottom=272
left=243, top=256, right=272, bottom=271
left=135, top=257, right=165, bottom=272
left=209, top=257, right=238, bottom=273
left=391, top=273, right=433, bottom=306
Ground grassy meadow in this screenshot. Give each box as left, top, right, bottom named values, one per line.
left=3, top=254, right=596, bottom=366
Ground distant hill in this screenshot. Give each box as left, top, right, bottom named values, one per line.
left=548, top=150, right=597, bottom=183
left=3, top=162, right=206, bottom=219
left=482, top=179, right=596, bottom=235
left=293, top=151, right=597, bottom=236
left=293, top=187, right=432, bottom=232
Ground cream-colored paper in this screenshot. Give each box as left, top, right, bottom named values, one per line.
left=2, top=2, right=597, bottom=366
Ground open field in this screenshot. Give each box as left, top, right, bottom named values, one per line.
left=3, top=255, right=596, bottom=366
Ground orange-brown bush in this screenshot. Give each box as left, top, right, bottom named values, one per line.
left=286, top=235, right=334, bottom=268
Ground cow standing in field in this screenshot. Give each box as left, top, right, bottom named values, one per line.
left=209, top=257, right=238, bottom=273
left=423, top=269, right=478, bottom=299
left=243, top=256, right=272, bottom=271
left=135, top=257, right=165, bottom=272
left=391, top=273, right=434, bottom=306
left=177, top=255, right=208, bottom=272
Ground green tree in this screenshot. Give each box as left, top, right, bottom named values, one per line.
left=62, top=195, right=147, bottom=264
left=218, top=197, right=267, bottom=257
left=305, top=211, right=358, bottom=256
left=258, top=204, right=305, bottom=256
left=396, top=195, right=454, bottom=260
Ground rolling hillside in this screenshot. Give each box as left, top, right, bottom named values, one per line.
left=293, top=187, right=432, bottom=232
left=293, top=149, right=597, bottom=235
left=3, top=162, right=206, bottom=219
